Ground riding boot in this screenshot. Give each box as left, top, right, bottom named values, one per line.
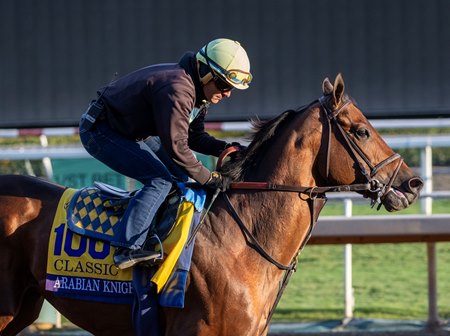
left=114, top=247, right=163, bottom=270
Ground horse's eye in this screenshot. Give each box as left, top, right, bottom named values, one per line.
left=356, top=128, right=369, bottom=139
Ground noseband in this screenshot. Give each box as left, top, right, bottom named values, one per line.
left=318, top=96, right=404, bottom=208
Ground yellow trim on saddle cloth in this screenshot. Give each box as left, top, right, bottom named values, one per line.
left=46, top=188, right=132, bottom=283
left=151, top=200, right=195, bottom=293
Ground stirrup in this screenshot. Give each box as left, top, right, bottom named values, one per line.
left=145, top=234, right=164, bottom=256
left=114, top=247, right=163, bottom=270
left=139, top=234, right=164, bottom=268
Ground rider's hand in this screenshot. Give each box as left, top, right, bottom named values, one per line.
left=225, top=142, right=247, bottom=152
left=224, top=142, right=247, bottom=161
left=204, top=171, right=232, bottom=192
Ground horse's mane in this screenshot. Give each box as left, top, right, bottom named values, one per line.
left=222, top=103, right=313, bottom=181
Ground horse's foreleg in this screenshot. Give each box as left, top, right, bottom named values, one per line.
left=0, top=253, right=43, bottom=336
left=1, top=291, right=43, bottom=336
left=0, top=316, right=14, bottom=334
left=0, top=287, right=44, bottom=336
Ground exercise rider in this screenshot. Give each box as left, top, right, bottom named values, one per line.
left=79, top=38, right=252, bottom=269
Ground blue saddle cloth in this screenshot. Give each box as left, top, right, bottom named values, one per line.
left=64, top=182, right=208, bottom=336
left=64, top=182, right=206, bottom=300
left=66, top=183, right=131, bottom=242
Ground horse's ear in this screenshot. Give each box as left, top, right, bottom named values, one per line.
left=332, top=73, right=345, bottom=105
left=322, top=77, right=333, bottom=95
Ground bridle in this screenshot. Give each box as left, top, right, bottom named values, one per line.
left=214, top=95, right=404, bottom=334
left=318, top=95, right=404, bottom=209
left=219, top=96, right=406, bottom=266
left=222, top=95, right=404, bottom=207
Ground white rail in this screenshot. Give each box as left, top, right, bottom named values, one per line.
left=2, top=134, right=450, bottom=161
left=314, top=214, right=450, bottom=241
left=1, top=118, right=450, bottom=137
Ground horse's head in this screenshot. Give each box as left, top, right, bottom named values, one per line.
left=316, top=74, right=423, bottom=211
left=222, top=74, right=423, bottom=212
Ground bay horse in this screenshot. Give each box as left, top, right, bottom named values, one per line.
left=0, top=74, right=423, bottom=336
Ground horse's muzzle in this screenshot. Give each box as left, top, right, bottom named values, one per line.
left=406, top=176, right=424, bottom=195
left=384, top=176, right=424, bottom=212
left=404, top=176, right=424, bottom=205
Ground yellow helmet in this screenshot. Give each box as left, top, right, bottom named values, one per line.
left=196, top=38, right=252, bottom=90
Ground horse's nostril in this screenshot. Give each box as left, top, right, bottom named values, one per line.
left=408, top=177, right=424, bottom=192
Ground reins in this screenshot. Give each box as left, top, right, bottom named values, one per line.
left=222, top=191, right=327, bottom=335
left=229, top=181, right=371, bottom=194
left=222, top=192, right=295, bottom=271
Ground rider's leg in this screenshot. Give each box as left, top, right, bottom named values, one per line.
left=80, top=120, right=172, bottom=267
left=143, top=136, right=189, bottom=183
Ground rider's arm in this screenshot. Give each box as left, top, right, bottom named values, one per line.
left=152, top=83, right=212, bottom=185
left=188, top=111, right=228, bottom=157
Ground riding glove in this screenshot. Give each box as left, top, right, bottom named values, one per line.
left=225, top=142, right=247, bottom=161
left=205, top=171, right=232, bottom=192
left=225, top=142, right=247, bottom=151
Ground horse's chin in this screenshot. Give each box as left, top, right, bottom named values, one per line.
left=382, top=188, right=410, bottom=212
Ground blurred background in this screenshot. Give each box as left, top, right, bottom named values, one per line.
left=1, top=0, right=449, bottom=127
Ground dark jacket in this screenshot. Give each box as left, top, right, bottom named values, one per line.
left=100, top=52, right=227, bottom=184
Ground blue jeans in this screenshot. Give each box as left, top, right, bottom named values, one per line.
left=79, top=118, right=188, bottom=249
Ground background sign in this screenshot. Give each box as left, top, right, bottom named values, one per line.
left=51, top=159, right=126, bottom=189
left=1, top=0, right=449, bottom=128
left=50, top=154, right=215, bottom=190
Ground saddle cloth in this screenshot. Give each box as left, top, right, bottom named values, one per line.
left=46, top=183, right=206, bottom=306
left=66, top=185, right=129, bottom=242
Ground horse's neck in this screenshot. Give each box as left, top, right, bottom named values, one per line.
left=201, top=190, right=312, bottom=328
left=233, top=142, right=317, bottom=267
left=223, top=189, right=313, bottom=270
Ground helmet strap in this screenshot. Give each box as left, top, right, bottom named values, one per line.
left=197, top=60, right=214, bottom=86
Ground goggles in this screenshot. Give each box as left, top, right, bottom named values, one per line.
left=214, top=76, right=234, bottom=93
left=199, top=49, right=253, bottom=88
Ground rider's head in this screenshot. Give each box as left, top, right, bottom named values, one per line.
left=196, top=38, right=252, bottom=93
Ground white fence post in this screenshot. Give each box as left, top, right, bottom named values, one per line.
left=421, top=145, right=440, bottom=329
left=40, top=134, right=54, bottom=179
left=343, top=199, right=354, bottom=324
left=421, top=145, right=433, bottom=214
left=426, top=243, right=439, bottom=329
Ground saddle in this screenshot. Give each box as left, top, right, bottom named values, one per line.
left=66, top=181, right=182, bottom=246
left=47, top=182, right=207, bottom=307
